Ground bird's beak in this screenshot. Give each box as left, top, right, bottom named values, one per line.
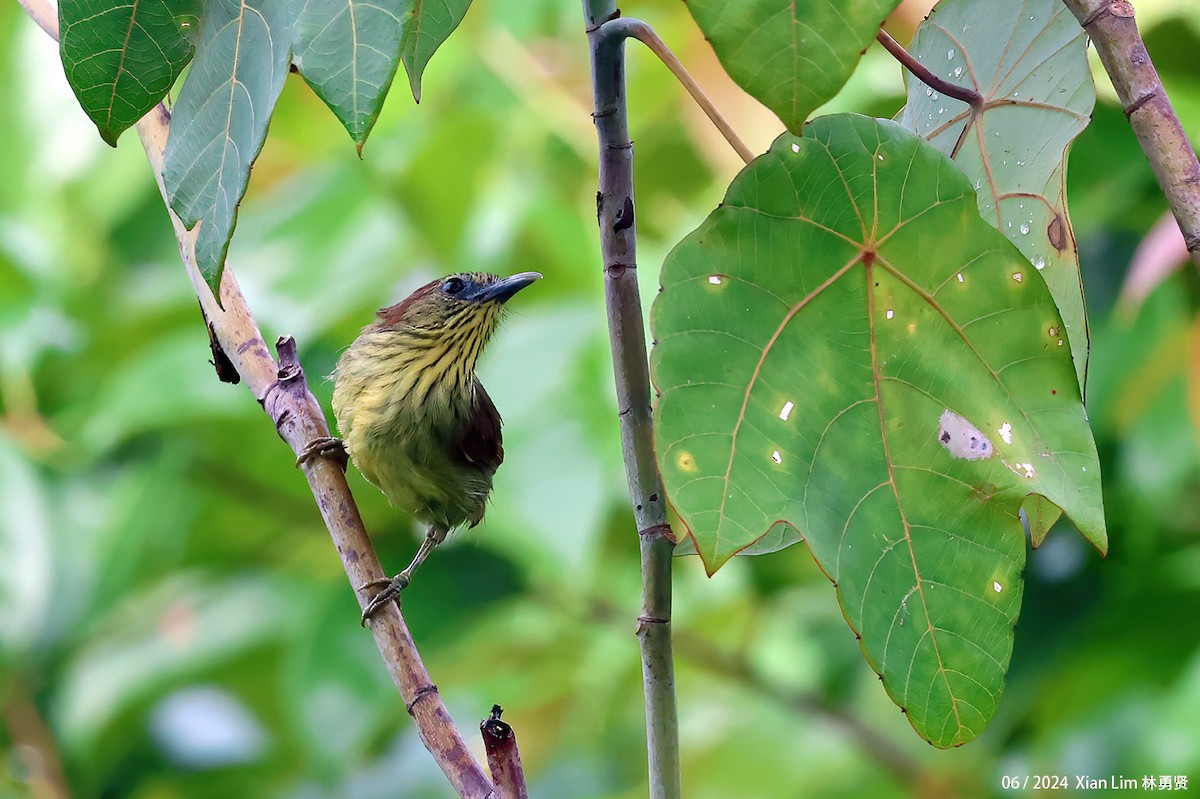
left=473, top=272, right=543, bottom=303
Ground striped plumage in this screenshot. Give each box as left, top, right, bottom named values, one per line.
left=330, top=271, right=541, bottom=615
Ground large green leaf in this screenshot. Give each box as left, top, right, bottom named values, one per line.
left=399, top=0, right=472, bottom=103
left=897, top=0, right=1095, bottom=392
left=685, top=0, right=901, bottom=133
left=293, top=0, right=404, bottom=148
left=59, top=0, right=198, bottom=146
left=162, top=0, right=294, bottom=293
left=651, top=114, right=1106, bottom=746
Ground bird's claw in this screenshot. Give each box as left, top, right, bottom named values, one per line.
left=359, top=573, right=411, bottom=625
left=296, top=436, right=348, bottom=470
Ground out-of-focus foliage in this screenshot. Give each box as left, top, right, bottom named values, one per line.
left=1, top=1, right=1198, bottom=798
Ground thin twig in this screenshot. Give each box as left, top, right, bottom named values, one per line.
left=582, top=4, right=682, bottom=799
left=603, top=17, right=754, bottom=165
left=480, top=706, right=529, bottom=799
left=1060, top=0, right=1200, bottom=268
left=17, top=2, right=497, bottom=796
left=876, top=29, right=984, bottom=108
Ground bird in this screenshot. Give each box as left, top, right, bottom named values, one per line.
left=299, top=271, right=542, bottom=621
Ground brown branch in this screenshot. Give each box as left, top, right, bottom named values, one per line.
left=876, top=29, right=984, bottom=108
left=16, top=2, right=496, bottom=796
left=1060, top=0, right=1200, bottom=268
left=480, top=706, right=529, bottom=799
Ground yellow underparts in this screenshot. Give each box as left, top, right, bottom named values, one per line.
left=331, top=310, right=501, bottom=532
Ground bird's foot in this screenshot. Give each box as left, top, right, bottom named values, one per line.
left=358, top=572, right=412, bottom=625
left=296, top=436, right=348, bottom=470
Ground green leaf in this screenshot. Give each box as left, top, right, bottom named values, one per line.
left=162, top=0, right=294, bottom=293
left=897, top=0, right=1095, bottom=391
left=651, top=114, right=1106, bottom=747
left=1024, top=495, right=1062, bottom=548
left=400, top=0, right=472, bottom=103
left=293, top=0, right=404, bottom=148
left=58, top=0, right=197, bottom=146
left=685, top=0, right=901, bottom=133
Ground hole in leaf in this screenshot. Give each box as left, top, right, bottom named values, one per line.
left=938, top=410, right=994, bottom=460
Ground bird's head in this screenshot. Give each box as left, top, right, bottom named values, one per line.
left=371, top=271, right=542, bottom=373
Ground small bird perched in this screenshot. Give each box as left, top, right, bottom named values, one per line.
left=301, top=271, right=542, bottom=621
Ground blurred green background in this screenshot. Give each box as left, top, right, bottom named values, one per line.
left=2, top=1, right=1199, bottom=797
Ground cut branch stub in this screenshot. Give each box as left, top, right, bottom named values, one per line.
left=651, top=114, right=1106, bottom=747
left=684, top=0, right=901, bottom=133
left=896, top=0, right=1095, bottom=393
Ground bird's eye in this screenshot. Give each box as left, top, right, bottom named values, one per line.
left=442, top=277, right=465, bottom=295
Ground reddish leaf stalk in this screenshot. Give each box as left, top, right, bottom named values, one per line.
left=877, top=29, right=984, bottom=108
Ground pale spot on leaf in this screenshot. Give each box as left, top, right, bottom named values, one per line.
left=676, top=451, right=698, bottom=474
left=938, top=410, right=994, bottom=460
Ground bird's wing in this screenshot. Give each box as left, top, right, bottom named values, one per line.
left=456, top=378, right=504, bottom=473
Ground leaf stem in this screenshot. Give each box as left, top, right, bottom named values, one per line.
left=876, top=29, right=984, bottom=108
left=17, top=2, right=499, bottom=796
left=581, top=3, right=682, bottom=798
left=1060, top=0, right=1200, bottom=268
left=603, top=17, right=754, bottom=165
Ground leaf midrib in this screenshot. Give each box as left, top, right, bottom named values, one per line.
left=866, top=254, right=965, bottom=742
